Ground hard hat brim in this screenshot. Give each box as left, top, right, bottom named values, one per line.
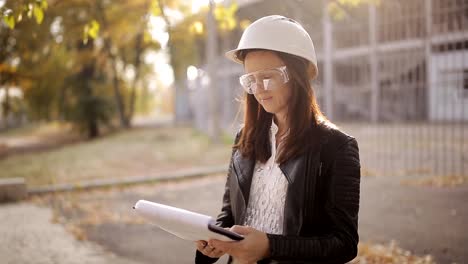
left=225, top=49, right=243, bottom=65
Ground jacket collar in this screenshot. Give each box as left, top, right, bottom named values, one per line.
left=233, top=121, right=331, bottom=208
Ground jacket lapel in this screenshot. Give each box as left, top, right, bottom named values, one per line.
left=279, top=137, right=325, bottom=235
left=232, top=150, right=255, bottom=207
left=280, top=155, right=306, bottom=235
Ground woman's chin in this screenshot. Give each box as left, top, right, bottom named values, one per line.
left=261, top=105, right=277, bottom=114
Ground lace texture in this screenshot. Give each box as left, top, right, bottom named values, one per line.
left=242, top=120, right=288, bottom=235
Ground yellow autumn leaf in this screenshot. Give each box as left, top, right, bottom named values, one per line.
left=228, top=2, right=238, bottom=13
left=214, top=6, right=224, bottom=21
left=88, top=20, right=100, bottom=39
left=190, top=21, right=204, bottom=35
left=151, top=1, right=161, bottom=17
left=226, top=17, right=236, bottom=30
left=41, top=0, right=48, bottom=10
left=33, top=5, right=44, bottom=24
left=3, top=13, right=15, bottom=29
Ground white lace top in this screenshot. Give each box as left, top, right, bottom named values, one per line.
left=242, top=119, right=288, bottom=235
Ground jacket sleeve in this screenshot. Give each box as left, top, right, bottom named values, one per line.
left=266, top=137, right=361, bottom=263
left=195, top=133, right=239, bottom=264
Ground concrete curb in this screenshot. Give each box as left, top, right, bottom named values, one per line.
left=27, top=165, right=228, bottom=195
left=0, top=177, right=27, bottom=202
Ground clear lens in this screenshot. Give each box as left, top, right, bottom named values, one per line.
left=239, top=66, right=289, bottom=94
left=239, top=74, right=257, bottom=94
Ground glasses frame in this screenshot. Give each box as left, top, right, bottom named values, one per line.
left=239, top=66, right=290, bottom=94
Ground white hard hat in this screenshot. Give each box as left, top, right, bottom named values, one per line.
left=225, top=15, right=318, bottom=80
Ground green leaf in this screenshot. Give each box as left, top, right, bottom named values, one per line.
left=3, top=15, right=15, bottom=29
left=33, top=5, right=44, bottom=24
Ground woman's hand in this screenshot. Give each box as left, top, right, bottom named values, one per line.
left=195, top=240, right=226, bottom=258
left=208, top=225, right=270, bottom=263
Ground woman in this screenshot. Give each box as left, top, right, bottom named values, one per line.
left=195, top=15, right=361, bottom=264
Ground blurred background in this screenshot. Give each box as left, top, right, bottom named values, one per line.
left=0, top=0, right=467, bottom=263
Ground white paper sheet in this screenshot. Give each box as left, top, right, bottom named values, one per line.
left=133, top=200, right=238, bottom=242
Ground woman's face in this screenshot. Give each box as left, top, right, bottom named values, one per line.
left=244, top=51, right=292, bottom=120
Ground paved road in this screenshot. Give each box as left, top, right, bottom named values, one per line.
left=0, top=202, right=140, bottom=264
left=358, top=176, right=468, bottom=263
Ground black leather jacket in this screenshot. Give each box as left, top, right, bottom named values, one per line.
left=196, top=123, right=361, bottom=264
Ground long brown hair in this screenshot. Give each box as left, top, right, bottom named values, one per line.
left=234, top=49, right=327, bottom=164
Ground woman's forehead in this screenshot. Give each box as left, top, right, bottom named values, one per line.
left=244, top=51, right=285, bottom=73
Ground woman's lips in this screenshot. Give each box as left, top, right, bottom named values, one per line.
left=260, top=96, right=272, bottom=101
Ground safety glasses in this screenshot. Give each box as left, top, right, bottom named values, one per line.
left=239, top=66, right=290, bottom=94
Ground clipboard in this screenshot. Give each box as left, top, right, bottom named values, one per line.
left=133, top=200, right=244, bottom=242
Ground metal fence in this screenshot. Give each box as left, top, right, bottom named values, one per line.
left=331, top=0, right=467, bottom=178
left=187, top=0, right=467, bottom=178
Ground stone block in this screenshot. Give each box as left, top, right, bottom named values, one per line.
left=0, top=178, right=27, bottom=202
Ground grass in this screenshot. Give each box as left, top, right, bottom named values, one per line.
left=0, top=126, right=233, bottom=186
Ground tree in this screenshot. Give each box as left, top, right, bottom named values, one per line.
left=0, top=0, right=161, bottom=136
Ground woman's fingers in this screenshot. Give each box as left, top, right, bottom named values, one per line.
left=195, top=240, right=225, bottom=258
left=205, top=245, right=214, bottom=252
left=208, top=248, right=225, bottom=258
left=196, top=240, right=207, bottom=252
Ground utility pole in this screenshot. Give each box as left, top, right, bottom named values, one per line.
left=323, top=0, right=334, bottom=120
left=425, top=0, right=432, bottom=121
left=369, top=3, right=379, bottom=123
left=207, top=0, right=220, bottom=142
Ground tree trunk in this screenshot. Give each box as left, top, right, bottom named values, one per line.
left=109, top=50, right=129, bottom=128
left=2, top=86, right=10, bottom=129
left=96, top=1, right=129, bottom=128
left=127, top=0, right=151, bottom=125
left=128, top=31, right=144, bottom=124
left=207, top=0, right=220, bottom=142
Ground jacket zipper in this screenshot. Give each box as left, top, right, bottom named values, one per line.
left=319, top=162, right=322, bottom=177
